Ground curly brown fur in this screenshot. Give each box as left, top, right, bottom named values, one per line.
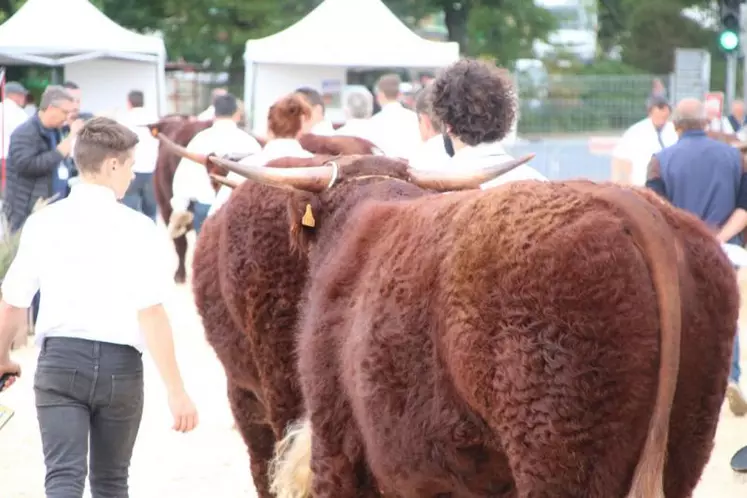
left=191, top=154, right=419, bottom=497
left=431, top=58, right=517, bottom=145
left=152, top=118, right=212, bottom=282
left=273, top=176, right=736, bottom=498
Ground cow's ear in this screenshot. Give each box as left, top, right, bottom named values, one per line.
left=286, top=192, right=320, bottom=254
left=146, top=122, right=161, bottom=136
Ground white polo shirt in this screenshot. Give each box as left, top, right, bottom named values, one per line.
left=612, top=118, right=678, bottom=186
left=1, top=183, right=173, bottom=352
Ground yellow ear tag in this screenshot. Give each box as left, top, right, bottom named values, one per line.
left=301, top=204, right=316, bottom=227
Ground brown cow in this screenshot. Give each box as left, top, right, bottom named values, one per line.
left=148, top=117, right=212, bottom=283
left=207, top=156, right=738, bottom=498
left=189, top=154, right=524, bottom=498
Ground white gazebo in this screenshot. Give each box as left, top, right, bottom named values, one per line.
left=0, top=0, right=167, bottom=116
left=243, top=0, right=460, bottom=134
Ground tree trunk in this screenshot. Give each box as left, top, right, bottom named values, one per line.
left=443, top=2, right=470, bottom=55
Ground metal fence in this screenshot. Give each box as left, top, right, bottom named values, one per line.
left=516, top=74, right=667, bottom=135
left=164, top=69, right=229, bottom=116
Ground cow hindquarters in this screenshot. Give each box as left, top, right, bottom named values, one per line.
left=269, top=417, right=313, bottom=498
left=228, top=383, right=276, bottom=498
left=441, top=204, right=675, bottom=497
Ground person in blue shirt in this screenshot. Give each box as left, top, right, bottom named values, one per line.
left=646, top=97, right=747, bottom=416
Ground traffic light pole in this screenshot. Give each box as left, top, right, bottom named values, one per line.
left=743, top=2, right=747, bottom=106
left=728, top=51, right=737, bottom=107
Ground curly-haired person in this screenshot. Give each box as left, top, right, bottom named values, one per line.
left=430, top=58, right=547, bottom=187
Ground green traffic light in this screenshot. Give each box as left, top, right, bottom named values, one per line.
left=720, top=30, right=740, bottom=51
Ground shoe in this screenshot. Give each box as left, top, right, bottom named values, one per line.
left=726, top=381, right=747, bottom=416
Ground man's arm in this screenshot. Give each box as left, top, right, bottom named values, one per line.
left=8, top=127, right=71, bottom=178
left=611, top=132, right=634, bottom=184
left=0, top=221, right=40, bottom=372
left=644, top=155, right=667, bottom=198
left=138, top=304, right=187, bottom=395
left=134, top=222, right=197, bottom=432
left=170, top=135, right=209, bottom=212
left=718, top=154, right=747, bottom=243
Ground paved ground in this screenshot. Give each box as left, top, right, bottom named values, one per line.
left=1, top=225, right=747, bottom=497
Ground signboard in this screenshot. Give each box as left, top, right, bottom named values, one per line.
left=321, top=79, right=342, bottom=109
left=672, top=48, right=711, bottom=104
left=705, top=92, right=725, bottom=119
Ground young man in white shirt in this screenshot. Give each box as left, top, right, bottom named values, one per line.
left=0, top=117, right=198, bottom=497
left=368, top=74, right=422, bottom=160
left=430, top=59, right=547, bottom=187
left=169, top=93, right=261, bottom=236
left=611, top=94, right=678, bottom=186
left=294, top=87, right=336, bottom=136
left=120, top=90, right=160, bottom=221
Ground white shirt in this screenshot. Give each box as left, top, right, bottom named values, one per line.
left=118, top=107, right=160, bottom=174
left=171, top=120, right=262, bottom=212
left=612, top=118, right=678, bottom=186
left=197, top=105, right=215, bottom=121
left=1, top=183, right=173, bottom=351
left=311, top=120, right=336, bottom=136
left=209, top=138, right=313, bottom=216
left=1, top=99, right=30, bottom=158
left=408, top=134, right=450, bottom=171
left=451, top=141, right=548, bottom=189
left=335, top=118, right=376, bottom=143
left=367, top=102, right=421, bottom=160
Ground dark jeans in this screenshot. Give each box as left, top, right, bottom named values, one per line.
left=191, top=201, right=211, bottom=235
left=122, top=172, right=157, bottom=222
left=732, top=331, right=741, bottom=384
left=34, top=337, right=144, bottom=498
left=32, top=290, right=40, bottom=325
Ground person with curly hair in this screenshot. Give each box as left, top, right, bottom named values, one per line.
left=430, top=58, right=546, bottom=187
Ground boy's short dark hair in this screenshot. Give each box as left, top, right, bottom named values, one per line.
left=127, top=90, right=144, bottom=108
left=294, top=87, right=324, bottom=110
left=214, top=94, right=238, bottom=118
left=74, top=117, right=139, bottom=174
left=431, top=59, right=517, bottom=146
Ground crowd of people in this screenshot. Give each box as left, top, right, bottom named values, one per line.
left=612, top=90, right=747, bottom=420
left=0, top=56, right=744, bottom=494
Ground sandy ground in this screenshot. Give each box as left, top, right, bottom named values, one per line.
left=0, top=232, right=746, bottom=497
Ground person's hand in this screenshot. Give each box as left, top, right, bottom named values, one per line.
left=167, top=389, right=198, bottom=433
left=0, top=360, right=21, bottom=392
left=69, top=119, right=85, bottom=136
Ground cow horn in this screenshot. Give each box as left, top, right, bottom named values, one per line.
left=154, top=131, right=209, bottom=166
left=207, top=156, right=335, bottom=193
left=406, top=153, right=536, bottom=191
left=209, top=173, right=240, bottom=189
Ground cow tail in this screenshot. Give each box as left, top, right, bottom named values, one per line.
left=574, top=184, right=683, bottom=498
left=268, top=417, right=313, bottom=498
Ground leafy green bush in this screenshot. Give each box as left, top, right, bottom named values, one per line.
left=0, top=215, right=22, bottom=284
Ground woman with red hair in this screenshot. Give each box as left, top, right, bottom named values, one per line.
left=209, top=94, right=315, bottom=214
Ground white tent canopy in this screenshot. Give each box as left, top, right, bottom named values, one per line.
left=0, top=0, right=167, bottom=116
left=244, top=0, right=459, bottom=67
left=244, top=0, right=460, bottom=133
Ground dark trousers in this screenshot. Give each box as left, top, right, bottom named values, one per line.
left=34, top=337, right=144, bottom=498
left=191, top=201, right=211, bottom=235
left=121, top=172, right=157, bottom=222
left=32, top=290, right=40, bottom=324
